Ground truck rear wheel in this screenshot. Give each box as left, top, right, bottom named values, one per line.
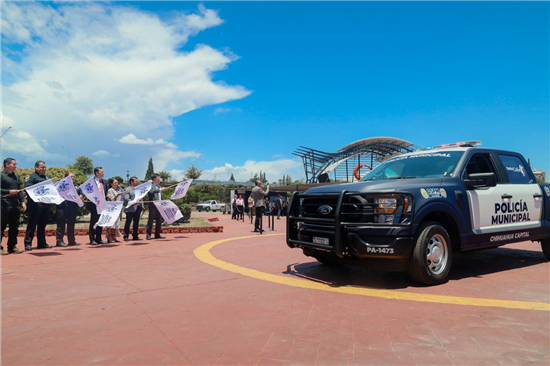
left=541, top=239, right=550, bottom=261
left=408, top=222, right=452, bottom=286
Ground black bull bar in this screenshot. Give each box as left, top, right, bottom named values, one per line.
left=286, top=190, right=413, bottom=258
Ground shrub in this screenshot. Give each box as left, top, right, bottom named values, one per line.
left=179, top=203, right=192, bottom=223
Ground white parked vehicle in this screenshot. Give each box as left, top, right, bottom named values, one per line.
left=196, top=200, right=226, bottom=212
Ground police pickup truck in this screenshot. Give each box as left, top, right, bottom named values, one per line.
left=286, top=141, right=550, bottom=285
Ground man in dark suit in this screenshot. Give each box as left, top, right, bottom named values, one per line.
left=251, top=180, right=270, bottom=234
left=87, top=167, right=108, bottom=245
left=24, top=160, right=53, bottom=250
left=1, top=158, right=26, bottom=255
left=56, top=172, right=83, bottom=247
left=274, top=194, right=283, bottom=219
left=123, top=176, right=144, bottom=241
left=146, top=173, right=166, bottom=240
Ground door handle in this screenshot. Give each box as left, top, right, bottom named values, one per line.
left=534, top=193, right=543, bottom=198
left=501, top=194, right=513, bottom=199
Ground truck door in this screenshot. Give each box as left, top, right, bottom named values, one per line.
left=212, top=200, right=219, bottom=210
left=465, top=153, right=542, bottom=235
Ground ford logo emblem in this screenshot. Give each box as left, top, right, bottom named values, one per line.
left=318, top=205, right=333, bottom=215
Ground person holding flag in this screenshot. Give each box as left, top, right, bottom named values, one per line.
left=86, top=167, right=108, bottom=245
left=146, top=173, right=167, bottom=240
left=123, top=176, right=144, bottom=242
left=55, top=172, right=84, bottom=247
left=24, top=161, right=53, bottom=250
left=1, top=158, right=26, bottom=255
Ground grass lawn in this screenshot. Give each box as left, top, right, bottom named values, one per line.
left=45, top=214, right=211, bottom=230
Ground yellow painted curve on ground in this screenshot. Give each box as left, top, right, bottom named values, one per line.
left=194, top=234, right=550, bottom=311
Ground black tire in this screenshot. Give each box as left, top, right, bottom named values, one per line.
left=197, top=209, right=202, bottom=212
left=408, top=222, right=453, bottom=286
left=541, top=239, right=550, bottom=261
left=205, top=207, right=210, bottom=212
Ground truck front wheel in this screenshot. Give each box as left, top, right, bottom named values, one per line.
left=541, top=239, right=550, bottom=261
left=206, top=207, right=210, bottom=212
left=408, top=222, right=453, bottom=286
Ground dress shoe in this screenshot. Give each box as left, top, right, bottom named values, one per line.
left=133, top=237, right=143, bottom=241
left=89, top=241, right=98, bottom=245
left=124, top=237, right=130, bottom=242
left=25, top=245, right=32, bottom=251
left=154, top=235, right=166, bottom=239
left=97, top=240, right=106, bottom=245
left=146, top=235, right=152, bottom=240
left=9, top=248, right=23, bottom=254
left=1, top=249, right=8, bottom=255
left=56, top=242, right=68, bottom=247
left=37, top=244, right=52, bottom=249
left=68, top=242, right=81, bottom=246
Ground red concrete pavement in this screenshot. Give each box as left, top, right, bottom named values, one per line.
left=2, top=213, right=549, bottom=365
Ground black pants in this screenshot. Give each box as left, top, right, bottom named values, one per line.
left=56, top=202, right=78, bottom=245
left=254, top=207, right=263, bottom=232
left=146, top=205, right=162, bottom=237
left=86, top=202, right=103, bottom=243
left=25, top=203, right=51, bottom=248
left=124, top=207, right=142, bottom=239
left=1, top=206, right=21, bottom=251
left=236, top=206, right=244, bottom=220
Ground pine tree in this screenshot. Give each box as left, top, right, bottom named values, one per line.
left=229, top=173, right=235, bottom=182
left=145, top=157, right=155, bottom=180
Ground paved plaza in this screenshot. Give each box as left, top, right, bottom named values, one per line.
left=2, top=213, right=549, bottom=365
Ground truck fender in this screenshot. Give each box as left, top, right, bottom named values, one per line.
left=413, top=201, right=467, bottom=251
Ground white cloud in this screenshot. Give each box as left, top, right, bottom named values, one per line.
left=119, top=133, right=166, bottom=146
left=154, top=148, right=202, bottom=172
left=92, top=150, right=111, bottom=157
left=2, top=2, right=250, bottom=172
left=214, top=107, right=241, bottom=115
left=201, top=158, right=303, bottom=182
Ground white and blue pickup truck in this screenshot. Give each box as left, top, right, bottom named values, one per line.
left=286, top=142, right=550, bottom=285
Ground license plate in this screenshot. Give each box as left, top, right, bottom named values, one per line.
left=312, top=236, right=329, bottom=245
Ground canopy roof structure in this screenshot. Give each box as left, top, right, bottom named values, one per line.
left=292, top=137, right=418, bottom=183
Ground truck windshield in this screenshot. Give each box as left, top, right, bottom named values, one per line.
left=362, top=151, right=464, bottom=181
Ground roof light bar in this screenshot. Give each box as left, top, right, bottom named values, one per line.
left=416, top=141, right=482, bottom=151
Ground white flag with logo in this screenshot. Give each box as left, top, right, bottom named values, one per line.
left=25, top=179, right=65, bottom=205
left=126, top=181, right=152, bottom=208
left=170, top=179, right=193, bottom=200
left=153, top=200, right=183, bottom=224
left=55, top=176, right=84, bottom=207
left=81, top=177, right=108, bottom=214
left=94, top=201, right=123, bottom=228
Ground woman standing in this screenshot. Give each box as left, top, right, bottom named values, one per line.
left=106, top=178, right=124, bottom=243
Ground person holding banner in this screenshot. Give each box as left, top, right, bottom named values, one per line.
left=55, top=172, right=83, bottom=247
left=24, top=161, right=52, bottom=250
left=1, top=158, right=26, bottom=255
left=87, top=167, right=109, bottom=245
left=106, top=178, right=124, bottom=243
left=146, top=173, right=167, bottom=240
left=123, top=176, right=144, bottom=242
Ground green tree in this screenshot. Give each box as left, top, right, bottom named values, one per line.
left=68, top=155, right=93, bottom=175
left=185, top=164, right=202, bottom=180
left=229, top=173, right=235, bottom=182
left=159, top=171, right=171, bottom=183
left=144, top=157, right=154, bottom=180
left=248, top=173, right=259, bottom=183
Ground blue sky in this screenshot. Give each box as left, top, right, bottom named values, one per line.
left=2, top=1, right=548, bottom=182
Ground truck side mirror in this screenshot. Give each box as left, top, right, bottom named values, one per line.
left=463, top=172, right=497, bottom=190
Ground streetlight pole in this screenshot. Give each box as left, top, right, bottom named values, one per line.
left=62, top=146, right=71, bottom=166
left=126, top=170, right=130, bottom=183
left=0, top=126, right=11, bottom=161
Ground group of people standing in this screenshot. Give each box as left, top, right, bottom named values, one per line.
left=1, top=158, right=168, bottom=255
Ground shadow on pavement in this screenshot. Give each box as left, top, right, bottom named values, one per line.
left=449, top=247, right=546, bottom=281
left=283, top=247, right=547, bottom=289
left=28, top=252, right=63, bottom=257
left=128, top=242, right=149, bottom=246
left=89, top=244, right=119, bottom=248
